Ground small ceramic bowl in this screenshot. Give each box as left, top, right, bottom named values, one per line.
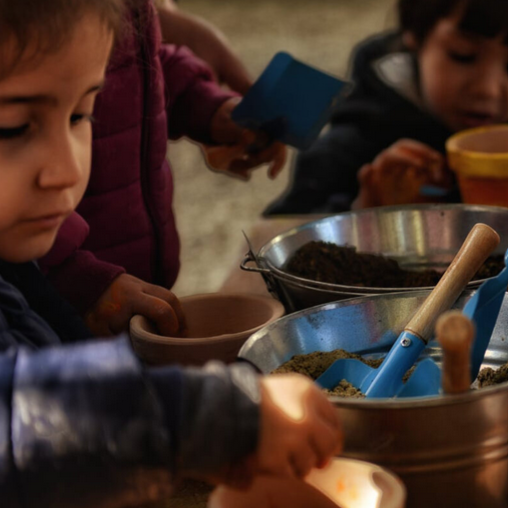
left=447, top=124, right=508, bottom=207
left=208, top=458, right=406, bottom=508
left=129, top=293, right=285, bottom=366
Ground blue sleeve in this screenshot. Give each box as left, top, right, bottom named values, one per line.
left=0, top=337, right=261, bottom=507
left=152, top=361, right=260, bottom=475
left=7, top=337, right=176, bottom=507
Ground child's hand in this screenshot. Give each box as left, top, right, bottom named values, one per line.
left=353, top=139, right=452, bottom=209
left=205, top=97, right=287, bottom=180
left=255, top=374, right=342, bottom=478
left=194, top=374, right=342, bottom=490
left=85, top=274, right=186, bottom=337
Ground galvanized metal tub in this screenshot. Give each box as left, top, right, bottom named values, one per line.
left=238, top=291, right=508, bottom=508
left=241, top=204, right=508, bottom=312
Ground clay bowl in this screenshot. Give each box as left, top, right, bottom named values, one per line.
left=208, top=458, right=406, bottom=508
left=129, top=293, right=285, bottom=366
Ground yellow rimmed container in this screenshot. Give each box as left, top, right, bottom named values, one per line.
left=447, top=124, right=508, bottom=207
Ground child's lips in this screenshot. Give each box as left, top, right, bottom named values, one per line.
left=458, top=111, right=497, bottom=128
left=24, top=211, right=69, bottom=230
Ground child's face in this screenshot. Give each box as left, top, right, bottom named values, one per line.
left=414, top=12, right=508, bottom=132
left=0, top=14, right=113, bottom=263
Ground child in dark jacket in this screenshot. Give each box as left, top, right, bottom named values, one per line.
left=266, top=0, right=508, bottom=214
left=0, top=1, right=340, bottom=506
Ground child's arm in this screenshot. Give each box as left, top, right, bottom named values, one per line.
left=1, top=336, right=341, bottom=505
left=39, top=213, right=186, bottom=337
left=352, top=139, right=451, bottom=209
left=158, top=45, right=286, bottom=180
left=156, top=0, right=252, bottom=94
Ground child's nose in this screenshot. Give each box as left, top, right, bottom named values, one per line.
left=38, top=132, right=85, bottom=189
left=471, top=65, right=506, bottom=101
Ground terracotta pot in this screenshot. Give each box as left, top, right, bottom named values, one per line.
left=208, top=458, right=406, bottom=508
left=447, top=125, right=508, bottom=207
left=129, top=293, right=285, bottom=366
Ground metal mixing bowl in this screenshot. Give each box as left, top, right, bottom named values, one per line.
left=241, top=204, right=508, bottom=311
left=238, top=291, right=508, bottom=508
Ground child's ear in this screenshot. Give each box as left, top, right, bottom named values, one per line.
left=402, top=31, right=419, bottom=51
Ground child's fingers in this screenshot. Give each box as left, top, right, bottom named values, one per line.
left=84, top=312, right=114, bottom=337
left=310, top=427, right=339, bottom=469
left=134, top=294, right=181, bottom=336
left=140, top=283, right=187, bottom=336
left=374, top=148, right=429, bottom=173
left=226, top=158, right=253, bottom=180
left=312, top=397, right=343, bottom=455
left=205, top=144, right=249, bottom=172
left=374, top=140, right=444, bottom=175
left=267, top=143, right=287, bottom=179
left=312, top=388, right=341, bottom=429
left=289, top=441, right=317, bottom=478
left=394, top=139, right=443, bottom=161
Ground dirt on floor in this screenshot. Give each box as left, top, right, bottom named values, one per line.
left=170, top=0, right=396, bottom=298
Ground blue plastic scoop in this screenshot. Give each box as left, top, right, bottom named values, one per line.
left=397, top=250, right=508, bottom=398
left=316, top=224, right=500, bottom=399
left=231, top=52, right=348, bottom=150
left=465, top=248, right=508, bottom=379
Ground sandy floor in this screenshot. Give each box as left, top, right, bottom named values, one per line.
left=170, top=0, right=395, bottom=297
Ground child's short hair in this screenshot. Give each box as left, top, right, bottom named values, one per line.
left=0, top=0, right=126, bottom=72
left=398, top=0, right=508, bottom=43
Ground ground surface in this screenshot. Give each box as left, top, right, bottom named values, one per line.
left=170, top=0, right=395, bottom=297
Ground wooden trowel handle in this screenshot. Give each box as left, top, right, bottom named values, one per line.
left=406, top=223, right=499, bottom=342
left=436, top=311, right=474, bottom=394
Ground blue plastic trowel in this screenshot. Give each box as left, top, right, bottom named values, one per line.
left=316, top=224, right=500, bottom=399
left=231, top=52, right=348, bottom=150
left=398, top=247, right=508, bottom=398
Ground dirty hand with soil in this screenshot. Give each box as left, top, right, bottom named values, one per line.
left=85, top=273, right=187, bottom=337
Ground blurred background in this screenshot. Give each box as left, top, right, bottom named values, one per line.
left=170, top=0, right=396, bottom=296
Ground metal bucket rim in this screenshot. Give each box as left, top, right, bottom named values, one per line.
left=240, top=290, right=508, bottom=407
left=257, top=204, right=508, bottom=293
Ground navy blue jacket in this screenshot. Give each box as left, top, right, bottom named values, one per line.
left=0, top=262, right=259, bottom=507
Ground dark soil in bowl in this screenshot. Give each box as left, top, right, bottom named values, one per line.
left=285, top=241, right=504, bottom=288
left=478, top=363, right=508, bottom=387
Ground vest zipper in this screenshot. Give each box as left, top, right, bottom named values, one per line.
left=138, top=12, right=164, bottom=286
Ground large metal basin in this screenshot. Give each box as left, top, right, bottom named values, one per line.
left=241, top=204, right=508, bottom=311
left=238, top=291, right=508, bottom=508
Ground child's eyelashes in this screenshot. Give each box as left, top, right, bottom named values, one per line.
left=448, top=51, right=476, bottom=64
left=0, top=113, right=95, bottom=141
left=0, top=124, right=29, bottom=140
left=70, top=113, right=95, bottom=125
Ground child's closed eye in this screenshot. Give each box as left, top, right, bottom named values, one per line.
left=448, top=51, right=476, bottom=64
left=70, top=113, right=95, bottom=125
left=0, top=124, right=29, bottom=139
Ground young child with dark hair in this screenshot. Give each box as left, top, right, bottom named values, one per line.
left=266, top=0, right=508, bottom=214
left=0, top=1, right=340, bottom=505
